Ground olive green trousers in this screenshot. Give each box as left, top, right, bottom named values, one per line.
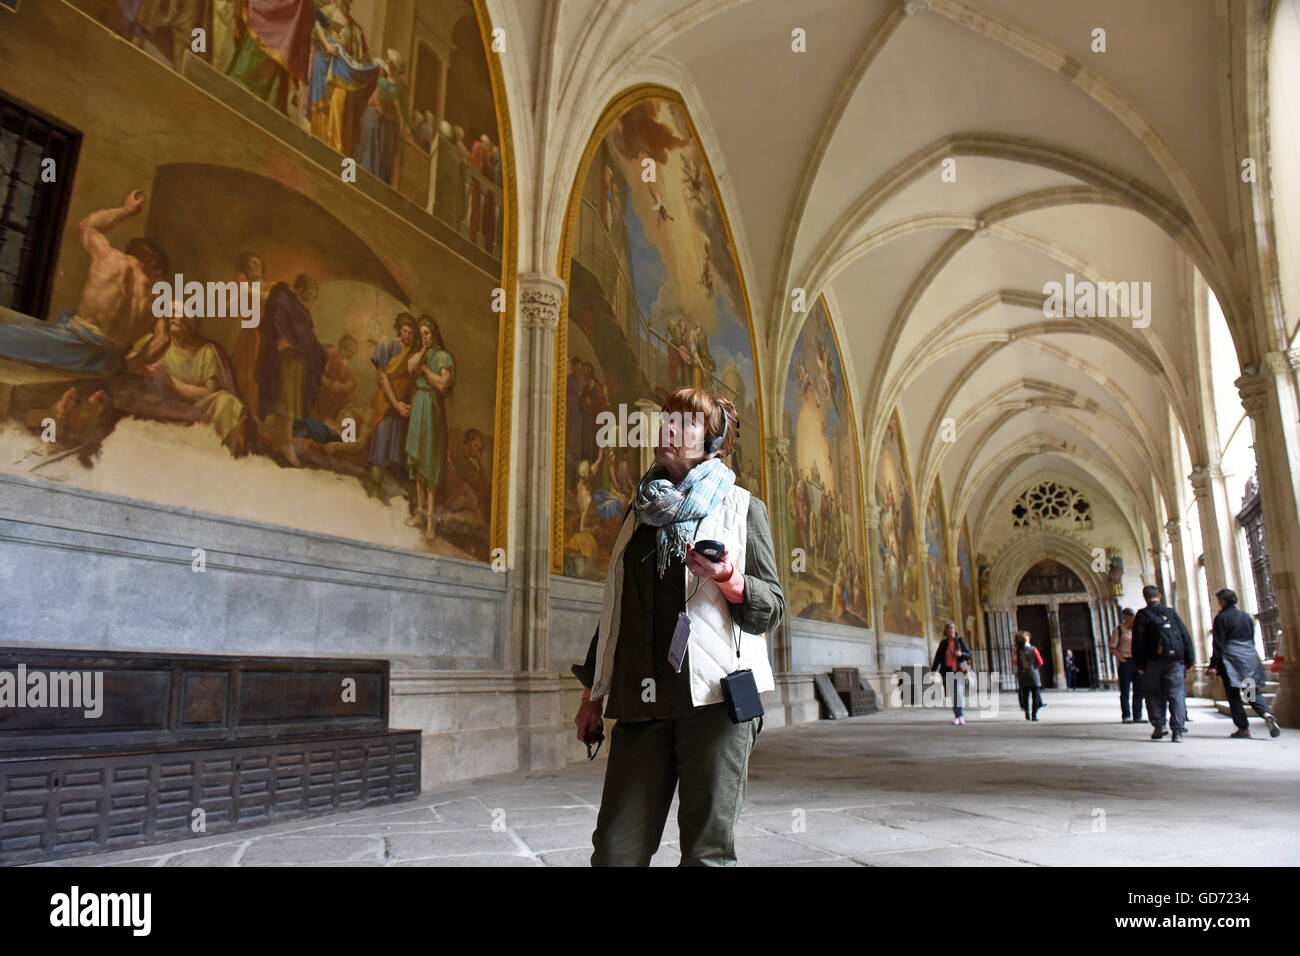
left=590, top=702, right=760, bottom=866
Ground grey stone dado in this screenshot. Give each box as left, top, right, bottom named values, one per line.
left=548, top=573, right=605, bottom=669
left=880, top=634, right=929, bottom=671
left=788, top=617, right=877, bottom=672
left=391, top=670, right=572, bottom=790
left=0, top=473, right=508, bottom=668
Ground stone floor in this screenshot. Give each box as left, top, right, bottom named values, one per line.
left=38, top=691, right=1300, bottom=867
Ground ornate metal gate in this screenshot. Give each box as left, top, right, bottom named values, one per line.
left=1236, top=473, right=1281, bottom=658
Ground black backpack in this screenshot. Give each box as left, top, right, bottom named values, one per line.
left=1149, top=609, right=1184, bottom=661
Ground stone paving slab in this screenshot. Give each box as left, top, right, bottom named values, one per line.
left=30, top=692, right=1300, bottom=867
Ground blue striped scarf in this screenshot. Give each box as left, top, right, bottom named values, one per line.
left=633, top=456, right=735, bottom=578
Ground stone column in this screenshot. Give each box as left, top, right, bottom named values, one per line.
left=1190, top=465, right=1237, bottom=597
left=766, top=439, right=793, bottom=674
left=1238, top=355, right=1300, bottom=724
left=512, top=273, right=565, bottom=673
left=1189, top=464, right=1233, bottom=683
left=948, top=560, right=963, bottom=634
left=1047, top=603, right=1065, bottom=690
left=920, top=557, right=936, bottom=662
left=865, top=504, right=885, bottom=675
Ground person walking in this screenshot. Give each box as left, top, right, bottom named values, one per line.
left=930, top=621, right=973, bottom=725
left=1209, top=589, right=1281, bottom=739
left=1109, top=608, right=1143, bottom=723
left=571, top=388, right=784, bottom=866
left=1131, top=585, right=1195, bottom=742
left=1064, top=649, right=1079, bottom=690
left=1013, top=631, right=1044, bottom=720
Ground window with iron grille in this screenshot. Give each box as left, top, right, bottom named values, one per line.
left=0, top=94, right=81, bottom=317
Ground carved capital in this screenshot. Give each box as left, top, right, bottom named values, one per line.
left=1263, top=349, right=1300, bottom=375
left=1187, top=464, right=1220, bottom=498
left=1165, top=519, right=1182, bottom=544
left=902, top=0, right=930, bottom=13
left=1234, top=371, right=1271, bottom=420
left=518, top=273, right=566, bottom=333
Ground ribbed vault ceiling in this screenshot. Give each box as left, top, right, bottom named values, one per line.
left=515, top=0, right=1251, bottom=556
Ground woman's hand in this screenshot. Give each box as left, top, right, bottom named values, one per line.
left=575, top=699, right=604, bottom=743
left=685, top=545, right=730, bottom=581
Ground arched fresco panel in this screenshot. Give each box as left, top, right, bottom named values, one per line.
left=553, top=86, right=765, bottom=580
left=875, top=408, right=923, bottom=637
left=780, top=295, right=869, bottom=626
left=925, top=480, right=954, bottom=634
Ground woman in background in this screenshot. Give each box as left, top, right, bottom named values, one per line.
left=930, top=621, right=972, bottom=725
left=1015, top=631, right=1045, bottom=721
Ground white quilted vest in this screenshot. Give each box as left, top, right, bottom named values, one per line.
left=589, top=484, right=774, bottom=707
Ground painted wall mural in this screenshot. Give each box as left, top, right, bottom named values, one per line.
left=69, top=0, right=502, bottom=253
left=554, top=87, right=764, bottom=580
left=957, top=518, right=977, bottom=642
left=875, top=409, right=923, bottom=636
left=0, top=0, right=511, bottom=562
left=780, top=296, right=868, bottom=626
left=925, top=480, right=954, bottom=633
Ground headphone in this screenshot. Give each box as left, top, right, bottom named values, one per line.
left=704, top=403, right=729, bottom=456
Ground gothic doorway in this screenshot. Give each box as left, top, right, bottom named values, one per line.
left=1059, top=601, right=1098, bottom=688
left=1016, top=604, right=1053, bottom=687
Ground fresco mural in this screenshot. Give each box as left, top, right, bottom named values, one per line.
left=957, top=518, right=977, bottom=642
left=555, top=88, right=763, bottom=580
left=780, top=296, right=868, bottom=626
left=925, top=480, right=954, bottom=632
left=0, top=0, right=510, bottom=562
left=875, top=409, right=923, bottom=636
left=69, top=0, right=502, bottom=251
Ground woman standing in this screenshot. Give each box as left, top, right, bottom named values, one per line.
left=1014, top=631, right=1045, bottom=721
left=404, top=315, right=454, bottom=541
left=356, top=49, right=414, bottom=185
left=572, top=388, right=784, bottom=866
left=930, top=621, right=972, bottom=725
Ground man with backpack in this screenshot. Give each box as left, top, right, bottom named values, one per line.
left=1131, top=585, right=1196, bottom=742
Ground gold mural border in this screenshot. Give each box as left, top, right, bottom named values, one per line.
left=959, top=514, right=979, bottom=642
left=929, top=474, right=951, bottom=627
left=810, top=293, right=871, bottom=623
left=474, top=0, right=516, bottom=557
left=550, top=83, right=769, bottom=574
left=880, top=405, right=925, bottom=638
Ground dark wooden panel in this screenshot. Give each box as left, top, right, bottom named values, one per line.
left=0, top=731, right=421, bottom=864
left=0, top=648, right=390, bottom=752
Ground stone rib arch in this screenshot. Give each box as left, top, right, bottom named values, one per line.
left=985, top=529, right=1113, bottom=615
left=860, top=228, right=1197, bottom=482
left=973, top=464, right=1147, bottom=566
left=951, top=433, right=1151, bottom=549
left=915, top=386, right=1150, bottom=515
left=812, top=186, right=1133, bottom=298
left=787, top=134, right=1220, bottom=341
left=870, top=330, right=1175, bottom=522
left=925, top=0, right=1237, bottom=312
left=947, top=413, right=1154, bottom=537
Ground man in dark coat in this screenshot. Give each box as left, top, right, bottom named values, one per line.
left=1132, top=585, right=1196, bottom=742
left=1210, top=588, right=1281, bottom=739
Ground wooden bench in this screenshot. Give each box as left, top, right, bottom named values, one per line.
left=0, top=648, right=421, bottom=864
